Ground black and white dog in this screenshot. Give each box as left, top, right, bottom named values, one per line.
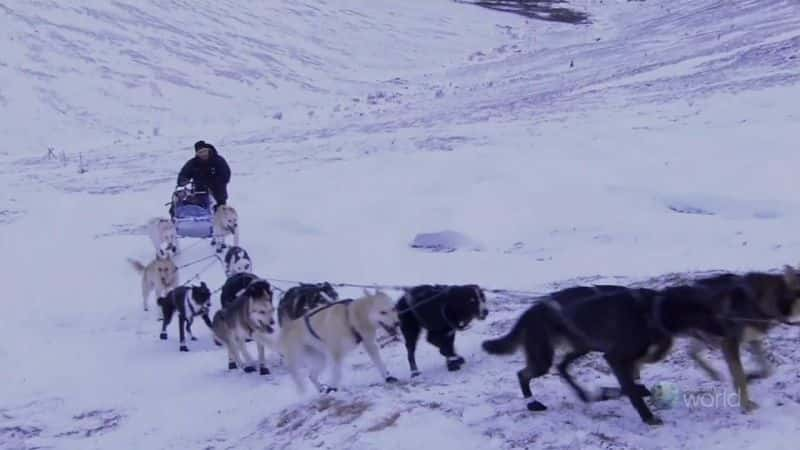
left=157, top=282, right=213, bottom=352
left=277, top=282, right=339, bottom=326
left=220, top=272, right=272, bottom=309
left=396, top=284, right=488, bottom=376
left=223, top=246, right=253, bottom=278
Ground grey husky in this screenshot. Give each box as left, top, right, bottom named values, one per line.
left=211, top=280, right=277, bottom=375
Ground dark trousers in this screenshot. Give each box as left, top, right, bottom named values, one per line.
left=209, top=183, right=228, bottom=206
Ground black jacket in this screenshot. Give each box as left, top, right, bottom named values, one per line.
left=177, top=145, right=231, bottom=202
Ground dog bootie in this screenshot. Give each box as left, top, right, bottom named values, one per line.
left=159, top=332, right=167, bottom=340
left=446, top=356, right=465, bottom=371
left=243, top=366, right=256, bottom=373
left=527, top=400, right=547, bottom=411
left=228, top=361, right=237, bottom=370
left=259, top=367, right=270, bottom=376
left=179, top=345, right=189, bottom=352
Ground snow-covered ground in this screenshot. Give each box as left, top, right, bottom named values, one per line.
left=2, top=0, right=800, bottom=449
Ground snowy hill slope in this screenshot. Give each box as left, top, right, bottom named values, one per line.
left=0, top=0, right=519, bottom=152
left=3, top=0, right=800, bottom=449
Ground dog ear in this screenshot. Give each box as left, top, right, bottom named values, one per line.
left=245, top=283, right=259, bottom=298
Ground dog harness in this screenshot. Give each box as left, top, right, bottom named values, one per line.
left=402, top=287, right=467, bottom=335
left=304, top=300, right=363, bottom=344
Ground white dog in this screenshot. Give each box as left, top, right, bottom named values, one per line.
left=211, top=204, right=239, bottom=254
left=147, top=217, right=178, bottom=256
left=127, top=253, right=179, bottom=312
left=279, top=290, right=400, bottom=394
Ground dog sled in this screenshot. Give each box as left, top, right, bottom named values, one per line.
left=169, top=183, right=214, bottom=239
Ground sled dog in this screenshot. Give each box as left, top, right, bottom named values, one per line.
left=686, top=266, right=800, bottom=412
left=482, top=284, right=725, bottom=425
left=223, top=245, right=252, bottom=277
left=147, top=217, right=178, bottom=256
left=157, top=283, right=212, bottom=351
left=211, top=204, right=239, bottom=253
left=277, top=282, right=339, bottom=326
left=279, top=290, right=400, bottom=394
left=396, top=284, right=488, bottom=376
left=127, top=253, right=179, bottom=312
left=211, top=280, right=277, bottom=374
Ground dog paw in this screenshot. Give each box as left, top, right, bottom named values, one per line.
left=645, top=415, right=664, bottom=426
left=745, top=372, right=769, bottom=382
left=159, top=332, right=167, bottom=340
left=190, top=336, right=198, bottom=341
left=410, top=370, right=421, bottom=378
left=228, top=362, right=237, bottom=370
left=243, top=366, right=256, bottom=374
left=260, top=367, right=270, bottom=376
left=527, top=400, right=547, bottom=412
left=179, top=345, right=189, bottom=352
left=385, top=376, right=399, bottom=383
left=446, top=360, right=463, bottom=372
left=742, top=399, right=759, bottom=413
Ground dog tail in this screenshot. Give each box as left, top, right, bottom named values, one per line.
left=210, top=312, right=224, bottom=346
left=127, top=258, right=146, bottom=273
left=482, top=309, right=530, bottom=355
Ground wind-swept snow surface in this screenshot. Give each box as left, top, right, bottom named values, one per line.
left=2, top=1, right=800, bottom=449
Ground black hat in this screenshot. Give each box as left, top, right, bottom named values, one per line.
left=194, top=140, right=212, bottom=152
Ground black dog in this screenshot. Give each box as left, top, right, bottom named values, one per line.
left=396, top=284, right=488, bottom=376
left=482, top=284, right=726, bottom=425
left=220, top=272, right=271, bottom=309
left=277, top=282, right=339, bottom=325
left=157, top=282, right=213, bottom=352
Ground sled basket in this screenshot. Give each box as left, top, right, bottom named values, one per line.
left=174, top=204, right=213, bottom=238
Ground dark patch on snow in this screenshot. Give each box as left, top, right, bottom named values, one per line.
left=411, top=230, right=484, bottom=253
left=455, top=0, right=590, bottom=24
left=56, top=409, right=123, bottom=438
left=667, top=204, right=716, bottom=216
left=95, top=223, right=147, bottom=239
left=0, top=425, right=44, bottom=440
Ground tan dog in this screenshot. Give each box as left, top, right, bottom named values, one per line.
left=687, top=266, right=800, bottom=413
left=127, top=253, right=179, bottom=312
left=211, top=204, right=239, bottom=253
left=279, top=289, right=400, bottom=394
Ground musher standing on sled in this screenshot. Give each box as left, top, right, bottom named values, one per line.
left=171, top=140, right=231, bottom=217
